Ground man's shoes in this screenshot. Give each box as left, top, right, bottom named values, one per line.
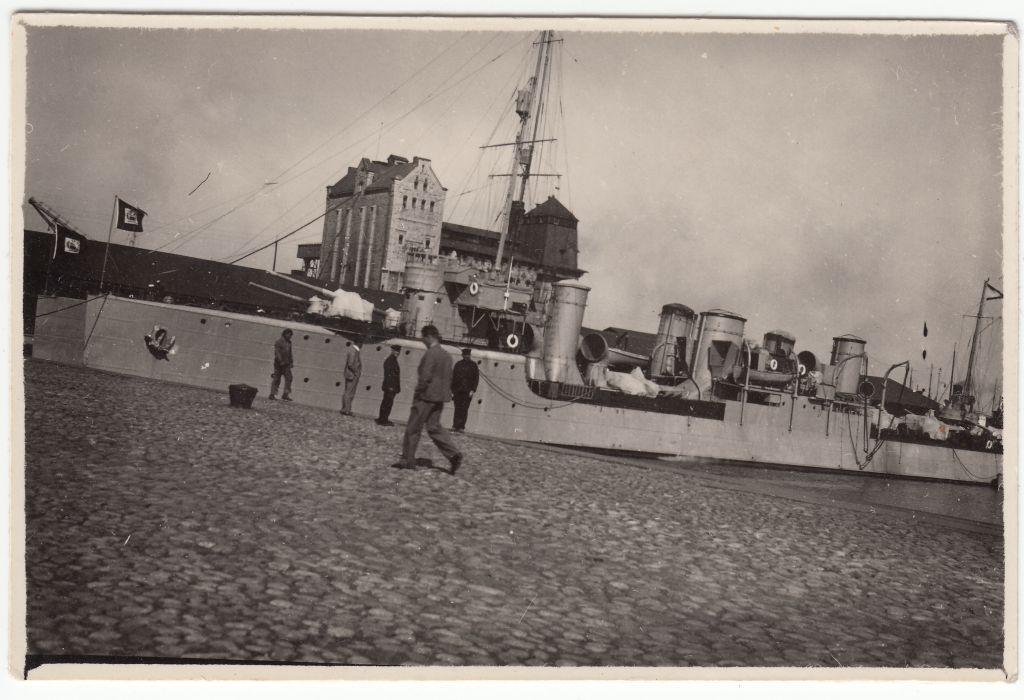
left=452, top=427, right=464, bottom=433
left=341, top=411, right=353, bottom=416
left=268, top=395, right=276, bottom=401
left=282, top=396, right=292, bottom=402
left=390, top=462, right=415, bottom=470
left=383, top=421, right=395, bottom=426
left=448, top=454, right=463, bottom=476
left=376, top=420, right=395, bottom=426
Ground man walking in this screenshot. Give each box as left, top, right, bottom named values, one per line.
left=451, top=347, right=479, bottom=432
left=377, top=344, right=402, bottom=426
left=392, top=325, right=463, bottom=475
left=340, top=337, right=362, bottom=415
left=269, top=328, right=294, bottom=401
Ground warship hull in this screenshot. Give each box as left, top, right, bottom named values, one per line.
left=32, top=295, right=1002, bottom=485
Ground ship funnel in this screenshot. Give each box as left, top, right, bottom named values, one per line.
left=580, top=333, right=649, bottom=369
left=650, top=303, right=696, bottom=377
left=542, top=280, right=590, bottom=384
left=830, top=334, right=867, bottom=395
left=691, top=309, right=747, bottom=394
left=402, top=257, right=446, bottom=332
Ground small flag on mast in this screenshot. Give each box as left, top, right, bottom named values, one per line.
left=116, top=197, right=147, bottom=233
left=985, top=281, right=1003, bottom=301
left=55, top=223, right=86, bottom=257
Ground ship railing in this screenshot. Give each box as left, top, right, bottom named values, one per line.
left=557, top=383, right=595, bottom=400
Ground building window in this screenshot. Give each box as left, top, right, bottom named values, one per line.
left=402, top=195, right=407, bottom=209
left=429, top=201, right=434, bottom=212
left=398, top=234, right=404, bottom=244
left=414, top=177, right=419, bottom=189
left=420, top=200, right=425, bottom=210
left=412, top=198, right=417, bottom=208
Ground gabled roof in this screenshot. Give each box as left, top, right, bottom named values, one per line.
left=22, top=229, right=401, bottom=318
left=525, top=195, right=577, bottom=222
left=439, top=221, right=542, bottom=267
left=327, top=156, right=417, bottom=198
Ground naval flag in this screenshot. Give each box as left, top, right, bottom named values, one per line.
left=53, top=223, right=86, bottom=258
left=116, top=197, right=147, bottom=233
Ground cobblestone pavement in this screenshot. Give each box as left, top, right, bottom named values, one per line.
left=23, top=361, right=1005, bottom=668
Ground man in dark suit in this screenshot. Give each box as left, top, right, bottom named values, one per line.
left=393, top=325, right=463, bottom=474
left=269, top=328, right=294, bottom=401
left=450, top=347, right=479, bottom=432
left=377, top=345, right=402, bottom=426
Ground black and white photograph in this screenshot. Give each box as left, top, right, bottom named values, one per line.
left=7, top=10, right=1017, bottom=683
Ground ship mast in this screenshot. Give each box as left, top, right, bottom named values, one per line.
left=959, top=277, right=1002, bottom=413
left=493, top=30, right=557, bottom=270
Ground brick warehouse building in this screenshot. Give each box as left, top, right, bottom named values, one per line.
left=317, top=154, right=445, bottom=292
left=305, top=153, right=583, bottom=291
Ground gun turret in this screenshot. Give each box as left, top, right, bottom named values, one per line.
left=265, top=270, right=340, bottom=299
left=263, top=270, right=373, bottom=321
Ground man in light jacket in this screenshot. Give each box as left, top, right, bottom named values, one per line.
left=393, top=325, right=463, bottom=474
left=340, top=337, right=362, bottom=415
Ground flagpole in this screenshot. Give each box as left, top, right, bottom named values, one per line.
left=100, top=195, right=117, bottom=292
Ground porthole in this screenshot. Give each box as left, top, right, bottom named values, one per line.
left=477, top=399, right=483, bottom=404
left=200, top=318, right=207, bottom=324
left=477, top=360, right=482, bottom=365
left=325, top=338, right=331, bottom=344
left=335, top=382, right=341, bottom=387
left=377, top=345, right=382, bottom=351
left=346, top=341, right=351, bottom=346
left=543, top=408, right=549, bottom=412
left=510, top=365, right=515, bottom=370
left=493, top=362, right=499, bottom=368
left=365, top=385, right=371, bottom=391
left=511, top=403, right=516, bottom=409
left=303, top=334, right=310, bottom=340
left=303, top=378, right=309, bottom=383
left=405, top=350, right=411, bottom=355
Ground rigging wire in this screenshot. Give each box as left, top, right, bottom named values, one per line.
left=557, top=46, right=573, bottom=210
left=271, top=32, right=471, bottom=185
left=446, top=38, right=534, bottom=223
left=145, top=34, right=469, bottom=246
left=223, top=34, right=524, bottom=264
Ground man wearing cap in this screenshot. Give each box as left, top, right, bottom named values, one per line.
left=340, top=337, right=363, bottom=416
left=269, top=328, right=294, bottom=401
left=393, top=325, right=463, bottom=474
left=376, top=345, right=402, bottom=426
left=450, top=347, right=479, bottom=432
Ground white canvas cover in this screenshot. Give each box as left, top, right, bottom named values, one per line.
left=604, top=367, right=661, bottom=397
left=305, top=291, right=375, bottom=322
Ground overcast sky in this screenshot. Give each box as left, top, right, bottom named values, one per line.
left=21, top=23, right=1006, bottom=403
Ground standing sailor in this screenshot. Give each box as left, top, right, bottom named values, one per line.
left=340, top=337, right=362, bottom=415
left=392, top=325, right=463, bottom=474
left=377, top=345, right=402, bottom=426
left=451, top=348, right=479, bottom=432
left=269, top=329, right=294, bottom=401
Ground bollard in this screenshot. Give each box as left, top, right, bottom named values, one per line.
left=228, top=384, right=258, bottom=409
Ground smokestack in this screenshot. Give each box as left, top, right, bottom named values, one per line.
left=542, top=280, right=590, bottom=384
